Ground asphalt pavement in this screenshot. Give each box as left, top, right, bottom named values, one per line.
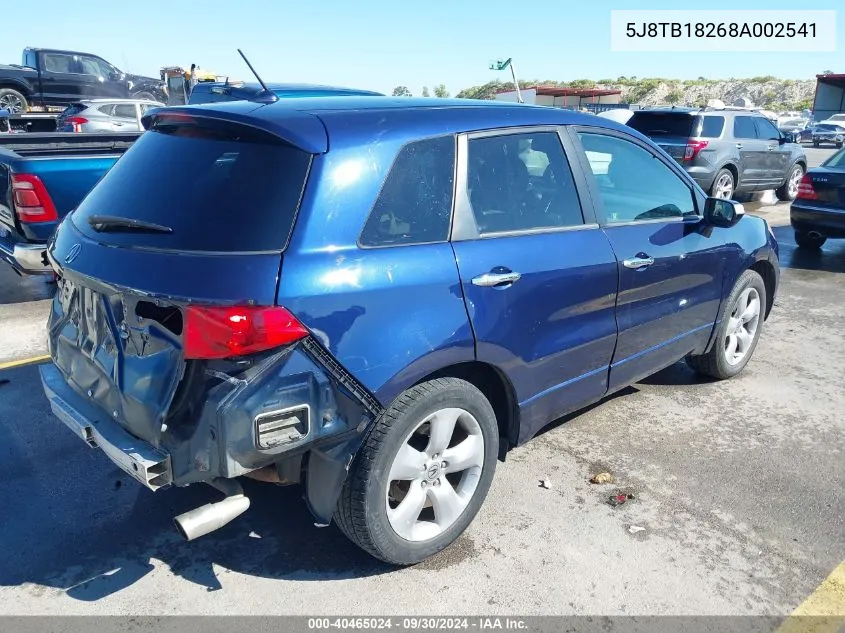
left=0, top=147, right=842, bottom=616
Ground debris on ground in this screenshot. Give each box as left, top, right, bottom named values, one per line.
left=590, top=472, right=614, bottom=485
left=539, top=477, right=552, bottom=489
left=628, top=525, right=646, bottom=534
left=608, top=493, right=635, bottom=507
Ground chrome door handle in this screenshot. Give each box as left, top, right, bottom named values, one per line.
left=471, top=271, right=522, bottom=287
left=623, top=256, right=654, bottom=269
left=735, top=143, right=743, bottom=149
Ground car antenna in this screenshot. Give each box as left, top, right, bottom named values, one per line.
left=237, top=49, right=277, bottom=103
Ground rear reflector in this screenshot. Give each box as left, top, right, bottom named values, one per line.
left=796, top=174, right=818, bottom=200
left=184, top=305, right=308, bottom=360
left=11, top=174, right=58, bottom=223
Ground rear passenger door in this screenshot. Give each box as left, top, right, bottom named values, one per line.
left=111, top=103, right=140, bottom=130
left=450, top=128, right=619, bottom=442
left=733, top=116, right=765, bottom=187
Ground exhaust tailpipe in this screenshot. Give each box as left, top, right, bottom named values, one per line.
left=174, top=478, right=250, bottom=541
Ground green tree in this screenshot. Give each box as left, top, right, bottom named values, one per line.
left=666, top=89, right=684, bottom=104
left=392, top=86, right=412, bottom=97
left=433, top=84, right=450, bottom=98
left=421, top=86, right=430, bottom=97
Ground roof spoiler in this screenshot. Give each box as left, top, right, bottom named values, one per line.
left=141, top=106, right=328, bottom=154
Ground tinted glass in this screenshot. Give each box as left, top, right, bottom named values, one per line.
left=700, top=116, right=725, bottom=138
left=113, top=104, right=136, bottom=119
left=579, top=132, right=696, bottom=223
left=754, top=117, right=780, bottom=141
left=627, top=112, right=696, bottom=137
left=42, top=53, right=75, bottom=74
left=467, top=132, right=583, bottom=235
left=823, top=147, right=845, bottom=168
left=733, top=116, right=758, bottom=139
left=72, top=119, right=311, bottom=252
left=96, top=105, right=115, bottom=115
left=360, top=136, right=455, bottom=247
left=79, top=56, right=111, bottom=77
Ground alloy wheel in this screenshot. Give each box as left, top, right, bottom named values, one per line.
left=385, top=407, right=484, bottom=542
left=788, top=166, right=803, bottom=198
left=0, top=94, right=24, bottom=113
left=724, top=287, right=761, bottom=366
left=714, top=173, right=734, bottom=199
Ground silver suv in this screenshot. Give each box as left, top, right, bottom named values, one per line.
left=56, top=98, right=164, bottom=133
left=628, top=108, right=807, bottom=201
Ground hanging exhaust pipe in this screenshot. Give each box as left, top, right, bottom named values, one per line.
left=174, top=478, right=250, bottom=541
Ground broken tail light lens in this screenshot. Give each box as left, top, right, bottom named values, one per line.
left=684, top=140, right=709, bottom=161
left=796, top=174, right=818, bottom=200
left=11, top=174, right=58, bottom=223
left=184, top=305, right=308, bottom=360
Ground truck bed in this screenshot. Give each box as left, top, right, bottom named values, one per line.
left=0, top=132, right=141, bottom=157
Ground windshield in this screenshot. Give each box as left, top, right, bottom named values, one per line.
left=72, top=118, right=312, bottom=253
left=823, top=147, right=845, bottom=168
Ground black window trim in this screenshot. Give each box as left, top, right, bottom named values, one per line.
left=451, top=125, right=597, bottom=242
left=356, top=133, right=458, bottom=250
left=565, top=125, right=703, bottom=228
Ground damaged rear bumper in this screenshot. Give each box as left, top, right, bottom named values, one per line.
left=41, top=336, right=383, bottom=526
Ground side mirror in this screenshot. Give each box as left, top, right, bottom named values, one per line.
left=778, top=134, right=788, bottom=144
left=703, top=197, right=744, bottom=227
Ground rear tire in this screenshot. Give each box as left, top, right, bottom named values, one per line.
left=335, top=378, right=499, bottom=565
left=0, top=88, right=28, bottom=113
left=776, top=164, right=803, bottom=201
left=710, top=168, right=735, bottom=199
left=687, top=269, right=766, bottom=380
left=794, top=230, right=826, bottom=250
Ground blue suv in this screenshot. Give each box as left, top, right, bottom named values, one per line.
left=39, top=97, right=779, bottom=565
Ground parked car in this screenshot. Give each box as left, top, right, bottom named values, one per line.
left=0, top=48, right=166, bottom=113
left=790, top=146, right=845, bottom=249
left=811, top=123, right=845, bottom=148
left=187, top=81, right=383, bottom=105
left=818, top=113, right=845, bottom=126
left=778, top=118, right=812, bottom=143
left=55, top=99, right=164, bottom=133
left=39, top=97, right=779, bottom=564
left=627, top=107, right=807, bottom=201
left=0, top=132, right=138, bottom=274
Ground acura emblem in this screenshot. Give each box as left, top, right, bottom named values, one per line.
left=65, top=243, right=82, bottom=264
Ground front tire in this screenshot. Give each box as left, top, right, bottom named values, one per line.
left=687, top=270, right=766, bottom=380
left=0, top=88, right=28, bottom=113
left=335, top=378, right=499, bottom=565
left=776, top=164, right=803, bottom=201
left=794, top=230, right=826, bottom=250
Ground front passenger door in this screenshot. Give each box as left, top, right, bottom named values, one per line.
left=572, top=129, right=726, bottom=390
left=754, top=117, right=789, bottom=186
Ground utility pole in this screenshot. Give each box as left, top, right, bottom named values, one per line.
left=490, top=58, right=523, bottom=103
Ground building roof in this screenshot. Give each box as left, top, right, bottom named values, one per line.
left=497, top=86, right=622, bottom=97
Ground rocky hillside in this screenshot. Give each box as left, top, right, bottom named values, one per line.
left=456, top=77, right=816, bottom=110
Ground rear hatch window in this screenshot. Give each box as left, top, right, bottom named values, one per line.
left=71, top=116, right=312, bottom=252
left=628, top=112, right=700, bottom=138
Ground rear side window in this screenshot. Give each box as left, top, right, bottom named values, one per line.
left=627, top=113, right=696, bottom=137
left=359, top=136, right=455, bottom=247
left=61, top=103, right=87, bottom=117
left=113, top=104, right=137, bottom=119
left=699, top=116, right=725, bottom=138
left=72, top=118, right=311, bottom=253
left=733, top=116, right=758, bottom=139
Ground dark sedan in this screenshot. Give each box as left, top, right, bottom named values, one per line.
left=811, top=123, right=845, bottom=148
left=790, top=147, right=845, bottom=249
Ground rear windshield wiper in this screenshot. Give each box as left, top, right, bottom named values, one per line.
left=87, top=215, right=173, bottom=234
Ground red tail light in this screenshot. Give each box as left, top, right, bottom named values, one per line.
left=11, top=174, right=58, bottom=223
left=184, top=305, right=308, bottom=360
left=796, top=174, right=818, bottom=200
left=64, top=116, right=88, bottom=133
left=684, top=140, right=709, bottom=161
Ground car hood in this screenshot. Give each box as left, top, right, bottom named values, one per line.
left=125, top=72, right=164, bottom=87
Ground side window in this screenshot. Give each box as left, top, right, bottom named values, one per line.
left=754, top=117, right=780, bottom=141
left=700, top=116, right=725, bottom=138
left=97, top=105, right=116, bottom=116
left=113, top=104, right=137, bottom=119
left=578, top=132, right=696, bottom=223
left=42, top=53, right=75, bottom=74
left=359, top=135, right=455, bottom=247
left=466, top=131, right=583, bottom=235
left=733, top=116, right=758, bottom=139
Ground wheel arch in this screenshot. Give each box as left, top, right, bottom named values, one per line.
left=417, top=361, right=519, bottom=460
left=0, top=80, right=31, bottom=97
left=749, top=259, right=777, bottom=320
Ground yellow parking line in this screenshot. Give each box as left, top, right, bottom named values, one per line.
left=777, top=561, right=845, bottom=633
left=0, top=354, right=51, bottom=371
